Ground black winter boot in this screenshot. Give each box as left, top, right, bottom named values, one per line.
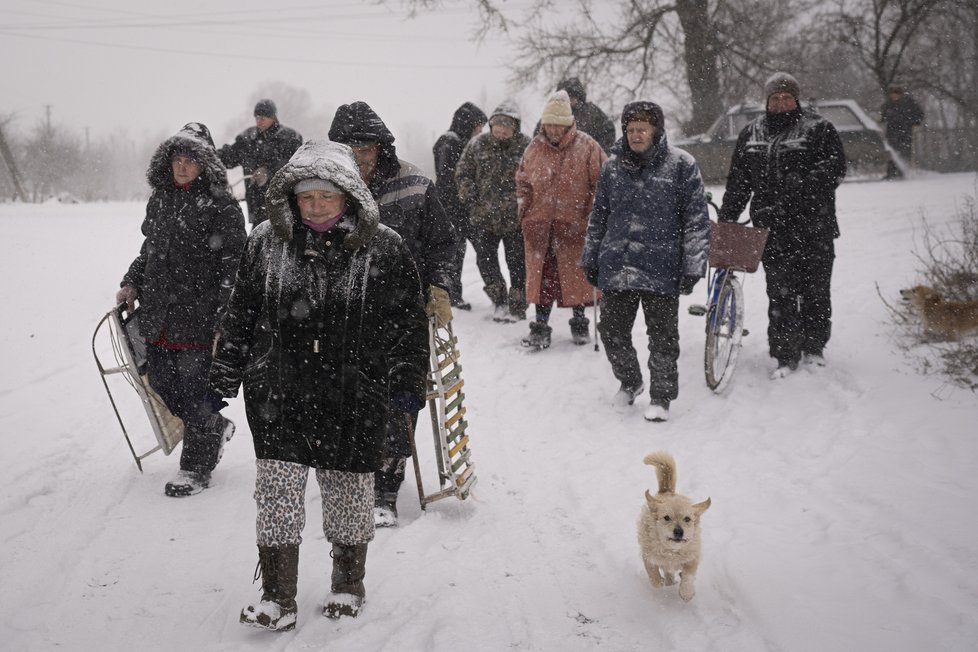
left=323, top=542, right=368, bottom=618
left=569, top=316, right=590, bottom=345
left=373, top=457, right=405, bottom=527
left=240, top=544, right=299, bottom=631
left=521, top=321, right=552, bottom=350
left=485, top=283, right=513, bottom=322
left=507, top=287, right=527, bottom=321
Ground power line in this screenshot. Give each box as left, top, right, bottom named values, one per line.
left=0, top=27, right=503, bottom=70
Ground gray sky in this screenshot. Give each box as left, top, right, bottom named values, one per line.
left=2, top=0, right=544, bottom=157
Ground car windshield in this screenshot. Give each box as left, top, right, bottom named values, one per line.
left=718, top=103, right=866, bottom=140
left=814, top=105, right=863, bottom=131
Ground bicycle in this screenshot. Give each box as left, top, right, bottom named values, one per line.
left=688, top=194, right=769, bottom=392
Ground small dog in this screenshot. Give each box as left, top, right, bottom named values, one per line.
left=900, top=285, right=978, bottom=341
left=638, top=451, right=711, bottom=602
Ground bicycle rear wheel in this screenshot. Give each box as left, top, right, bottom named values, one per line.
left=704, top=274, right=745, bottom=392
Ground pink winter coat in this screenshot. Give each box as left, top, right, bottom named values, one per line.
left=516, top=125, right=607, bottom=306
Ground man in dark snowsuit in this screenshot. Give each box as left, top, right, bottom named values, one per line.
left=880, top=85, right=924, bottom=179
left=219, top=99, right=303, bottom=226
left=432, top=102, right=488, bottom=309
left=328, top=101, right=457, bottom=527
left=116, top=122, right=247, bottom=496
left=718, top=72, right=847, bottom=378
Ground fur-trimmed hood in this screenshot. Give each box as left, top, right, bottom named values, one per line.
left=146, top=122, right=231, bottom=197
left=264, top=140, right=379, bottom=249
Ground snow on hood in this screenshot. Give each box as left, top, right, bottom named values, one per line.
left=264, top=140, right=379, bottom=249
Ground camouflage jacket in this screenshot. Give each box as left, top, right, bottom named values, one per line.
left=454, top=131, right=531, bottom=235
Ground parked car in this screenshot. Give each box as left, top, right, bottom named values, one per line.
left=675, top=99, right=893, bottom=184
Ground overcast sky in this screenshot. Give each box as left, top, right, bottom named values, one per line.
left=2, top=0, right=547, bottom=155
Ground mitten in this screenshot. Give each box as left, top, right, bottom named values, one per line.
left=425, top=286, right=453, bottom=328
left=391, top=392, right=424, bottom=413
left=679, top=275, right=701, bottom=296
left=116, top=286, right=137, bottom=312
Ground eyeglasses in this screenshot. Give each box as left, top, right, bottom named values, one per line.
left=626, top=127, right=653, bottom=136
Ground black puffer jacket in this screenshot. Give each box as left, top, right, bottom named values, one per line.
left=329, top=101, right=457, bottom=294
left=718, top=107, right=847, bottom=246
left=210, top=141, right=429, bottom=471
left=121, top=122, right=246, bottom=344
left=433, top=102, right=487, bottom=238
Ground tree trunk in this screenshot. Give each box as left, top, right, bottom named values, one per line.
left=676, top=0, right=722, bottom=135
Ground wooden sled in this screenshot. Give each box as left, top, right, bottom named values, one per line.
left=409, top=319, right=477, bottom=509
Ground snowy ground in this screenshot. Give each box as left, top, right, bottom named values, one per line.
left=1, top=172, right=977, bottom=652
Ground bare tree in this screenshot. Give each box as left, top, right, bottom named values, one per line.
left=828, top=0, right=945, bottom=93
left=404, top=0, right=809, bottom=135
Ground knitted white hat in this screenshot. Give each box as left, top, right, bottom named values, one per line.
left=539, top=90, right=575, bottom=127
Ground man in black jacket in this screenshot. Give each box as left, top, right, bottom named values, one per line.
left=219, top=99, right=303, bottom=226
left=530, top=77, right=615, bottom=154
left=116, top=122, right=247, bottom=496
left=880, top=84, right=924, bottom=179
left=718, top=72, right=847, bottom=379
left=329, top=101, right=457, bottom=527
left=432, top=102, right=487, bottom=309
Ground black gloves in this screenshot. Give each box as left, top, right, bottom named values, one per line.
left=391, top=392, right=424, bottom=413
left=583, top=267, right=599, bottom=286
left=679, top=275, right=701, bottom=295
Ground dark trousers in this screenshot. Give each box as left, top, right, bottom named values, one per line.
left=446, top=236, right=469, bottom=303
left=762, top=239, right=835, bottom=365
left=376, top=410, right=420, bottom=496
left=146, top=345, right=221, bottom=474
left=598, top=290, right=680, bottom=402
left=470, top=226, right=525, bottom=297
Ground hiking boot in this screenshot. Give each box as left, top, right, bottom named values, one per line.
left=507, top=287, right=527, bottom=321
left=207, top=413, right=235, bottom=465
left=770, top=359, right=799, bottom=380
left=373, top=492, right=399, bottom=528
left=164, top=469, right=210, bottom=497
left=612, top=382, right=645, bottom=407
left=802, top=352, right=826, bottom=367
left=493, top=303, right=516, bottom=323
left=450, top=296, right=472, bottom=310
left=324, top=543, right=368, bottom=619
left=569, top=316, right=590, bottom=345
left=643, top=398, right=670, bottom=423
left=240, top=544, right=299, bottom=632
left=521, top=321, right=552, bottom=350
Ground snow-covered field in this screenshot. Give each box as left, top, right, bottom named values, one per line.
left=1, top=172, right=977, bottom=651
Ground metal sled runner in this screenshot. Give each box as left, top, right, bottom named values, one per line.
left=410, top=319, right=477, bottom=509
left=92, top=305, right=183, bottom=472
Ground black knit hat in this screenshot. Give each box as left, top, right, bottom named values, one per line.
left=254, top=99, right=277, bottom=118
left=764, top=72, right=800, bottom=100
left=328, top=101, right=395, bottom=146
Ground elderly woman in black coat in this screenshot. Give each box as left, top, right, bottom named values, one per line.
left=210, top=140, right=429, bottom=632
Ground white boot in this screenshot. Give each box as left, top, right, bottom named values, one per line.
left=643, top=399, right=670, bottom=422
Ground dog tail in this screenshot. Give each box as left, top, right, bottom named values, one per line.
left=644, top=451, right=676, bottom=495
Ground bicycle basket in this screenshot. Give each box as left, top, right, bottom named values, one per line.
left=708, top=222, right=770, bottom=272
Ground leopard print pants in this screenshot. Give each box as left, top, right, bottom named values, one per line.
left=254, top=459, right=375, bottom=547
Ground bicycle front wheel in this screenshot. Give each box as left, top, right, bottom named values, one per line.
left=704, top=274, right=745, bottom=392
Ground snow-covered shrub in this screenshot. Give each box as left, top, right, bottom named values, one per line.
left=889, top=192, right=978, bottom=390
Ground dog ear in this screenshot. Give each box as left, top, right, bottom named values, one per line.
left=645, top=489, right=660, bottom=511
left=692, top=497, right=711, bottom=515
